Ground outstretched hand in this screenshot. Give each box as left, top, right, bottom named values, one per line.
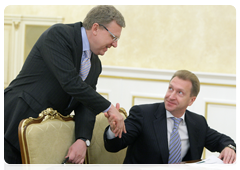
left=104, top=103, right=126, bottom=138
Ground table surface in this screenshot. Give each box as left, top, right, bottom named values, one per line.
left=126, top=159, right=202, bottom=170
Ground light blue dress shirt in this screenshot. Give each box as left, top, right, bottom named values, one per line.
left=81, top=27, right=111, bottom=113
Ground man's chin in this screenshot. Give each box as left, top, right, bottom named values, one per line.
left=98, top=53, right=105, bottom=56
left=165, top=105, right=175, bottom=113
left=99, top=51, right=106, bottom=56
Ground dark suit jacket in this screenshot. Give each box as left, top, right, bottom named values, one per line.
left=104, top=102, right=236, bottom=164
left=4, top=22, right=110, bottom=150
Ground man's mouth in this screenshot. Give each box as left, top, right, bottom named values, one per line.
left=166, top=100, right=177, bottom=106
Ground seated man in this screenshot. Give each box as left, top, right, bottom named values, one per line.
left=104, top=70, right=236, bottom=164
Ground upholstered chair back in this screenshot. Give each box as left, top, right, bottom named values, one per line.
left=85, top=108, right=128, bottom=164
left=18, top=108, right=75, bottom=164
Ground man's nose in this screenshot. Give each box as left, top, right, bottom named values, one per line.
left=169, top=92, right=176, bottom=99
left=112, top=41, right=118, bottom=48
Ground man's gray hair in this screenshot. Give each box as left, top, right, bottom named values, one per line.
left=83, top=5, right=126, bottom=30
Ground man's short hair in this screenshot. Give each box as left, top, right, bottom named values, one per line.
left=171, top=70, right=200, bottom=97
left=83, top=5, right=126, bottom=30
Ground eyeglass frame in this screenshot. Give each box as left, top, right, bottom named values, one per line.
left=98, top=23, right=119, bottom=42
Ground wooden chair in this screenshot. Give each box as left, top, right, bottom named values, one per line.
left=85, top=108, right=128, bottom=164
left=18, top=108, right=75, bottom=164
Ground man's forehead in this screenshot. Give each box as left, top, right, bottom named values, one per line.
left=169, top=77, right=192, bottom=90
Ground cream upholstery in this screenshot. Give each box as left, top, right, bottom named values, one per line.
left=85, top=108, right=127, bottom=164
left=18, top=108, right=75, bottom=164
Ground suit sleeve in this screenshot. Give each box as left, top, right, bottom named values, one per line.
left=73, top=103, right=96, bottom=141
left=40, top=25, right=110, bottom=115
left=202, top=117, right=236, bottom=153
left=104, top=105, right=144, bottom=152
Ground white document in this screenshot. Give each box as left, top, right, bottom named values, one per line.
left=186, top=156, right=238, bottom=170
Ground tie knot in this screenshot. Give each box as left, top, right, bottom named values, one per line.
left=85, top=50, right=91, bottom=59
left=171, top=117, right=182, bottom=127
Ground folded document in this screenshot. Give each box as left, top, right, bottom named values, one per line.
left=186, top=156, right=238, bottom=170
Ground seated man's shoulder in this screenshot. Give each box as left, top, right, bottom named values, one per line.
left=132, top=102, right=161, bottom=110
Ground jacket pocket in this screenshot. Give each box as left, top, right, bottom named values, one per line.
left=19, top=91, right=43, bottom=113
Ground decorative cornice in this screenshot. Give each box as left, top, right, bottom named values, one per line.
left=4, top=14, right=64, bottom=23
left=100, top=66, right=236, bottom=87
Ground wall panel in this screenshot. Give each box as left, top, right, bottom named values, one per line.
left=4, top=15, right=64, bottom=88
left=4, top=24, right=12, bottom=88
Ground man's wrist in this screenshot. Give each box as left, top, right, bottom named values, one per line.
left=78, top=138, right=91, bottom=147
left=102, top=104, right=111, bottom=113
left=106, top=126, right=116, bottom=139
left=227, top=144, right=236, bottom=152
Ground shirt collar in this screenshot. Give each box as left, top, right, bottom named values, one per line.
left=166, top=110, right=186, bottom=122
left=81, top=27, right=90, bottom=52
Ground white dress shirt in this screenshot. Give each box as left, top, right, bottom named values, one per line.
left=166, top=110, right=190, bottom=161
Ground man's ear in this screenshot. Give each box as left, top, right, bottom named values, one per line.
left=188, top=96, right=196, bottom=106
left=91, top=23, right=99, bottom=36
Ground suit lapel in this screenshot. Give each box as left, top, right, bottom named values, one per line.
left=185, top=111, right=200, bottom=160
left=153, top=103, right=169, bottom=164
left=74, top=22, right=83, bottom=72
left=84, top=53, right=96, bottom=83
left=152, top=104, right=201, bottom=162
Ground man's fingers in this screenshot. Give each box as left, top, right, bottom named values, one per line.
left=113, top=128, right=123, bottom=138
left=108, top=114, right=116, bottom=122
left=68, top=155, right=74, bottom=163
left=225, top=153, right=235, bottom=164
left=104, top=112, right=109, bottom=118
left=123, top=125, right=127, bottom=133
left=223, top=155, right=230, bottom=164
left=218, top=153, right=223, bottom=160
left=118, top=129, right=123, bottom=138
left=106, top=104, right=126, bottom=138
left=80, top=158, right=85, bottom=164
left=69, top=155, right=84, bottom=164
left=116, top=103, right=120, bottom=110
left=219, top=147, right=236, bottom=164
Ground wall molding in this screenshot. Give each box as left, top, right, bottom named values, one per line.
left=100, top=66, right=236, bottom=87
left=4, top=14, right=63, bottom=23
left=204, top=101, right=236, bottom=120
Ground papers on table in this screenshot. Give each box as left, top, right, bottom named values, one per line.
left=186, top=156, right=238, bottom=170
left=140, top=166, right=179, bottom=170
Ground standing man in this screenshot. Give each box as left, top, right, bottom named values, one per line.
left=4, top=5, right=126, bottom=164
left=104, top=70, right=236, bottom=164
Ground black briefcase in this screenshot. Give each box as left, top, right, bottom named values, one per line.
left=46, top=164, right=102, bottom=170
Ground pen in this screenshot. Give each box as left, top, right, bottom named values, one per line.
left=62, top=157, right=69, bottom=164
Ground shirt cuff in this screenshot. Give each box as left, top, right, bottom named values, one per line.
left=106, top=126, right=116, bottom=139
left=102, top=104, right=111, bottom=113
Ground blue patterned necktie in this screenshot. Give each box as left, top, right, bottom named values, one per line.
left=80, top=50, right=91, bottom=81
left=168, top=117, right=182, bottom=164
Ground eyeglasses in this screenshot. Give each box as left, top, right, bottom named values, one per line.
left=98, top=23, right=119, bottom=42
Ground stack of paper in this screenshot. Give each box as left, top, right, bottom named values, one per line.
left=186, top=156, right=238, bottom=170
